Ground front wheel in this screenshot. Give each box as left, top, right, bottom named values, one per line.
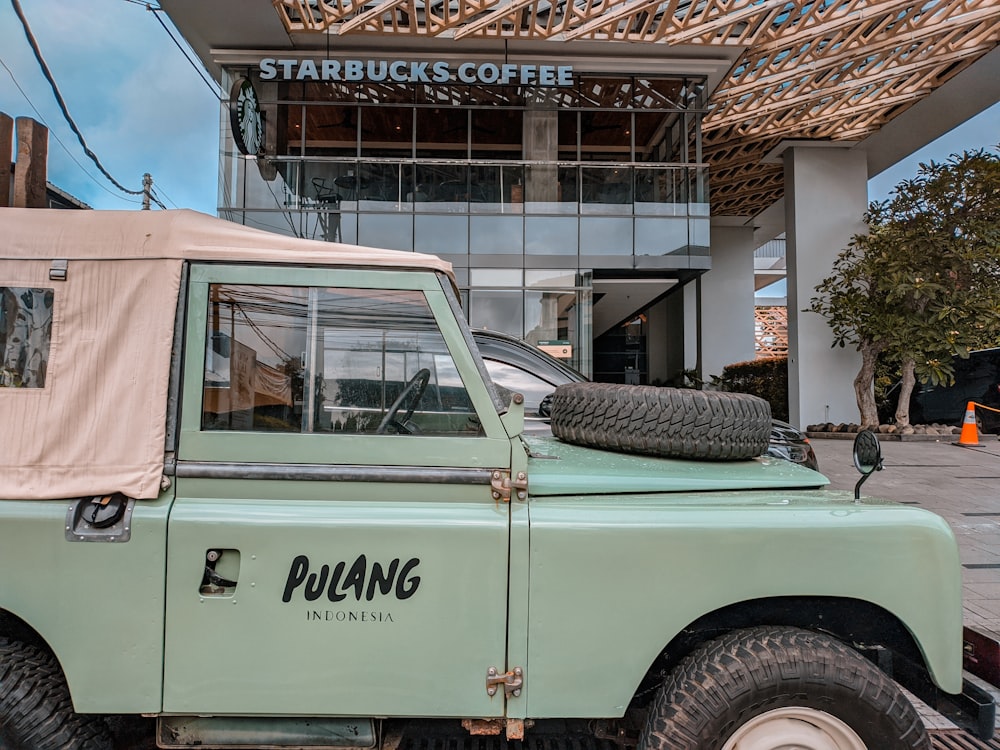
left=640, top=627, right=930, bottom=750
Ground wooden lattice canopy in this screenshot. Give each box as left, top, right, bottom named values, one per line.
left=273, top=0, right=1000, bottom=217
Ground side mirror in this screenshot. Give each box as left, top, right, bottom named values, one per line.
left=538, top=393, right=554, bottom=419
left=852, top=430, right=883, bottom=501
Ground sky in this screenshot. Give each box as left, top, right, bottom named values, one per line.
left=0, top=0, right=221, bottom=212
left=0, top=0, right=997, bottom=215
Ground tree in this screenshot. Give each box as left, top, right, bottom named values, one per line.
left=810, top=149, right=1000, bottom=428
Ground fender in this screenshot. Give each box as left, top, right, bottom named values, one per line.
left=0, top=494, right=173, bottom=713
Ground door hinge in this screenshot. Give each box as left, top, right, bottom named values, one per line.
left=490, top=471, right=527, bottom=503
left=486, top=666, right=523, bottom=697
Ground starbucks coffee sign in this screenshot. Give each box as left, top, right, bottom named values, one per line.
left=229, top=77, right=263, bottom=156
left=259, top=58, right=574, bottom=86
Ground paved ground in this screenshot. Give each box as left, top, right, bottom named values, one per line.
left=811, top=433, right=1000, bottom=638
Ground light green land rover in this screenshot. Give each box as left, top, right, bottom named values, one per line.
left=0, top=208, right=991, bottom=750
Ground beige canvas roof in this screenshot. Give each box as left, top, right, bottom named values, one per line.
left=0, top=208, right=454, bottom=501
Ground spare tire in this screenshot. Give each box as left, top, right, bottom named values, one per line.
left=550, top=383, right=771, bottom=461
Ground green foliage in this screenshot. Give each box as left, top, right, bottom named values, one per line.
left=715, top=357, right=788, bottom=422
left=809, top=149, right=1000, bottom=422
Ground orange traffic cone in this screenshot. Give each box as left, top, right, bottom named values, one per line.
left=954, top=402, right=983, bottom=447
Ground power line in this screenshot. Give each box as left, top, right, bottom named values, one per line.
left=9, top=0, right=147, bottom=198
left=0, top=55, right=142, bottom=205
left=148, top=6, right=223, bottom=101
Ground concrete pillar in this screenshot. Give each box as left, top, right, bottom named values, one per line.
left=701, top=225, right=756, bottom=380
left=14, top=117, right=48, bottom=208
left=784, top=145, right=867, bottom=428
left=0, top=113, right=12, bottom=207
left=684, top=281, right=699, bottom=374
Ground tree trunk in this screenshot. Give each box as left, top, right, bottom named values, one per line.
left=894, top=357, right=916, bottom=428
left=854, top=341, right=882, bottom=427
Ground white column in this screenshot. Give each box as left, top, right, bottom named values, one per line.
left=784, top=145, right=867, bottom=428
left=701, top=225, right=756, bottom=381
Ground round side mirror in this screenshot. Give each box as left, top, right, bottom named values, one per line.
left=853, top=430, right=882, bottom=475
left=852, top=430, right=883, bottom=500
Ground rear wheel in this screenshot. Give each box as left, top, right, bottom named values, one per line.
left=640, top=626, right=930, bottom=750
left=0, top=638, right=112, bottom=750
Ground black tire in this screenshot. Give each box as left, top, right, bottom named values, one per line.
left=0, top=638, right=112, bottom=750
left=640, top=627, right=931, bottom=750
left=550, top=383, right=771, bottom=461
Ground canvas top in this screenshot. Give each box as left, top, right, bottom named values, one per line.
left=0, top=209, right=453, bottom=501
left=0, top=207, right=453, bottom=275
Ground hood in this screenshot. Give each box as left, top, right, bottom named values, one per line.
left=523, top=436, right=829, bottom=497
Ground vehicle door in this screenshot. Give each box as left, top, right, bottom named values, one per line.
left=163, top=264, right=513, bottom=718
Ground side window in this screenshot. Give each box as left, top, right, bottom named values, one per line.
left=0, top=287, right=54, bottom=388
left=202, top=284, right=482, bottom=436
left=482, top=358, right=557, bottom=416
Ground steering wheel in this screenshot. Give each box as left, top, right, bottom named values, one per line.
left=377, top=368, right=431, bottom=435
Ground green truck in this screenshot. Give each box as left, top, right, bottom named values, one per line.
left=0, top=208, right=990, bottom=750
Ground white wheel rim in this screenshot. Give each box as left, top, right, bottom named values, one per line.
left=721, top=707, right=867, bottom=750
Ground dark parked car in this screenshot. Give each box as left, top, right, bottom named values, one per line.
left=472, top=329, right=819, bottom=470
left=883, top=347, right=1000, bottom=434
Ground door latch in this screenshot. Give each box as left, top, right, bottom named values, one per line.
left=486, top=666, right=523, bottom=697
left=490, top=471, right=528, bottom=503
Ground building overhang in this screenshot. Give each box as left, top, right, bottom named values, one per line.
left=160, top=0, right=1000, bottom=226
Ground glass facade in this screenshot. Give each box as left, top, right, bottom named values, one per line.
left=219, top=68, right=708, bottom=378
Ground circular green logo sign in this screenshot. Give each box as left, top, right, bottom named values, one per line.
left=229, top=78, right=263, bottom=156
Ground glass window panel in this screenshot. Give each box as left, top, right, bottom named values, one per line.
left=577, top=77, right=632, bottom=109
left=416, top=108, right=468, bottom=158
left=0, top=287, right=53, bottom=388
left=315, top=288, right=480, bottom=435
left=635, top=217, right=689, bottom=256
left=469, top=290, right=523, bottom=337
left=469, top=268, right=522, bottom=287
left=471, top=109, right=523, bottom=160
left=414, top=163, right=469, bottom=207
left=525, top=217, right=578, bottom=255
left=580, top=218, right=633, bottom=255
left=303, top=105, right=358, bottom=157
left=467, top=164, right=525, bottom=210
left=358, top=83, right=413, bottom=104
left=558, top=111, right=578, bottom=160
left=525, top=290, right=575, bottom=345
left=525, top=270, right=577, bottom=288
left=481, top=359, right=557, bottom=417
left=203, top=285, right=309, bottom=431
left=633, top=78, right=684, bottom=109
left=360, top=106, right=413, bottom=158
left=303, top=81, right=355, bottom=103
left=283, top=103, right=304, bottom=156
left=689, top=216, right=710, bottom=254
left=358, top=213, right=413, bottom=251
left=470, top=216, right=523, bottom=254
left=360, top=162, right=403, bottom=204
left=415, top=84, right=471, bottom=106
left=580, top=167, right=633, bottom=214
left=466, top=86, right=524, bottom=107
left=203, top=285, right=481, bottom=436
left=580, top=111, right=632, bottom=159
left=415, top=215, right=469, bottom=255
left=634, top=113, right=673, bottom=162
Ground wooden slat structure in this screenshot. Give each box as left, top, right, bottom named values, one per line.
left=754, top=305, right=788, bottom=358
left=272, top=0, right=1000, bottom=218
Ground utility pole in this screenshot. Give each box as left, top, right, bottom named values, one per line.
left=142, top=172, right=152, bottom=210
